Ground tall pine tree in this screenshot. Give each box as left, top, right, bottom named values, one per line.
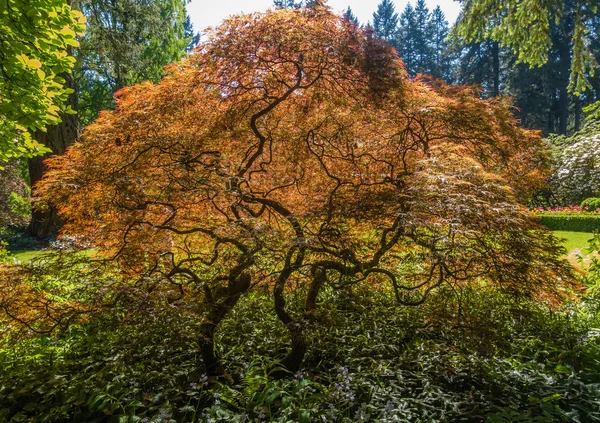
left=184, top=15, right=201, bottom=53
left=397, top=3, right=417, bottom=74
left=273, top=0, right=317, bottom=9
left=343, top=6, right=359, bottom=26
left=453, top=0, right=599, bottom=128
left=412, top=0, right=431, bottom=74
left=427, top=6, right=451, bottom=80
left=372, top=0, right=399, bottom=45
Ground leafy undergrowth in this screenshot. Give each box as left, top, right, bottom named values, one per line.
left=0, top=285, right=599, bottom=423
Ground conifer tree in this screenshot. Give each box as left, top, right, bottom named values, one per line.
left=184, top=15, right=201, bottom=53
left=343, top=6, right=359, bottom=26
left=397, top=3, right=417, bottom=75
left=373, top=0, right=399, bottom=44
left=412, top=0, right=431, bottom=74
left=273, top=0, right=316, bottom=8
left=427, top=6, right=451, bottom=80
left=453, top=0, right=599, bottom=123
left=74, top=0, right=189, bottom=125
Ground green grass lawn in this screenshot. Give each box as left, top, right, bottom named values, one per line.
left=10, top=249, right=49, bottom=263
left=552, top=230, right=594, bottom=254
left=7, top=248, right=96, bottom=264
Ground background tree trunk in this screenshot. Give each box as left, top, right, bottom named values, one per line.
left=28, top=71, right=79, bottom=238
left=574, top=96, right=582, bottom=132
left=491, top=41, right=500, bottom=97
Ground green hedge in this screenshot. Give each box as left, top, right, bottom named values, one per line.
left=536, top=213, right=600, bottom=232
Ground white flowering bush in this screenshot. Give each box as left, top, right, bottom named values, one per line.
left=550, top=121, right=600, bottom=205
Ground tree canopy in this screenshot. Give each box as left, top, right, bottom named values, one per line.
left=453, top=0, right=600, bottom=117
left=28, top=5, right=572, bottom=375
left=0, top=0, right=85, bottom=163
left=74, top=0, right=190, bottom=125
left=372, top=0, right=398, bottom=42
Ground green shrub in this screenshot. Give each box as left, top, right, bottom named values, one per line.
left=578, top=232, right=600, bottom=297
left=537, top=213, right=600, bottom=232
left=582, top=197, right=600, bottom=212
left=8, top=192, right=31, bottom=218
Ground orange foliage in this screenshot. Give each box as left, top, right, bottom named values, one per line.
left=0, top=263, right=87, bottom=341
left=33, top=5, right=572, bottom=372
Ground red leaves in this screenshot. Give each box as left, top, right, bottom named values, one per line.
left=36, top=6, right=572, bottom=311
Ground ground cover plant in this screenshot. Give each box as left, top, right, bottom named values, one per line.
left=0, top=3, right=596, bottom=423
left=0, top=279, right=599, bottom=422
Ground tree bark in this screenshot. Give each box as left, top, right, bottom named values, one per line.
left=199, top=322, right=227, bottom=377
left=491, top=41, right=500, bottom=97
left=558, top=83, right=569, bottom=135
left=273, top=264, right=308, bottom=375
left=279, top=325, right=307, bottom=374
left=28, top=71, right=79, bottom=238
left=199, top=272, right=250, bottom=379
left=556, top=3, right=573, bottom=136
left=574, top=95, right=582, bottom=132
left=305, top=267, right=326, bottom=313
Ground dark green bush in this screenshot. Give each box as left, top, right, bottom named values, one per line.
left=537, top=213, right=600, bottom=232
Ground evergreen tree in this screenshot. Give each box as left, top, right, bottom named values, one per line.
left=583, top=6, right=600, bottom=122
left=397, top=3, right=417, bottom=74
left=451, top=0, right=596, bottom=136
left=396, top=1, right=453, bottom=78
left=372, top=0, right=398, bottom=44
left=74, top=0, right=189, bottom=125
left=184, top=15, right=201, bottom=53
left=453, top=0, right=599, bottom=123
left=504, top=59, right=555, bottom=132
left=427, top=6, right=451, bottom=80
left=452, top=40, right=503, bottom=97
left=343, top=6, right=359, bottom=26
left=412, top=0, right=431, bottom=74
left=273, top=0, right=317, bottom=8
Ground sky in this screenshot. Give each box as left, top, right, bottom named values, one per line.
left=187, top=0, right=462, bottom=36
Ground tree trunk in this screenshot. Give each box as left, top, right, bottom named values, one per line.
left=574, top=95, right=582, bottom=132
left=558, top=84, right=569, bottom=135
left=199, top=322, right=227, bottom=378
left=491, top=41, right=500, bottom=97
left=198, top=272, right=251, bottom=380
left=28, top=71, right=79, bottom=238
left=305, top=266, right=326, bottom=314
left=556, top=3, right=572, bottom=136
left=273, top=266, right=308, bottom=375
left=279, top=326, right=307, bottom=374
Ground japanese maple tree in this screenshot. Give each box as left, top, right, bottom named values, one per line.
left=36, top=3, right=571, bottom=375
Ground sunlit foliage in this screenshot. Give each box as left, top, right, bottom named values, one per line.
left=0, top=0, right=85, bottom=162
left=32, top=4, right=573, bottom=375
